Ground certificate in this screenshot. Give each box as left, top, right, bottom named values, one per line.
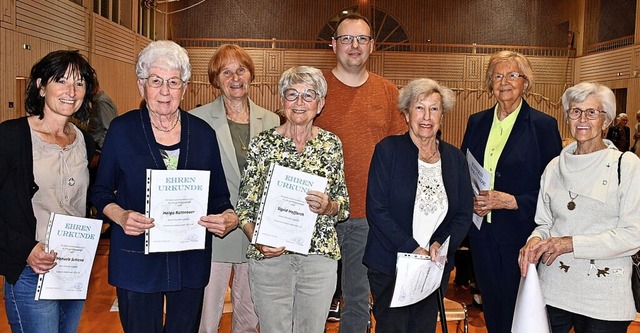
left=390, top=237, right=450, bottom=308
left=252, top=163, right=328, bottom=254
left=145, top=169, right=210, bottom=254
left=35, top=213, right=102, bottom=300
left=466, top=149, right=491, bottom=230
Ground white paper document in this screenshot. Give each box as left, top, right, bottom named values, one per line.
left=512, top=263, right=550, bottom=333
left=35, top=213, right=102, bottom=300
left=466, top=150, right=491, bottom=230
left=145, top=169, right=210, bottom=254
left=390, top=237, right=450, bottom=307
left=511, top=263, right=551, bottom=333
left=252, top=163, right=328, bottom=255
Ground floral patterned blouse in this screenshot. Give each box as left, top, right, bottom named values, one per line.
left=237, top=127, right=350, bottom=260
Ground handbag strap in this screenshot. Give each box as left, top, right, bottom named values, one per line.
left=619, top=151, right=640, bottom=263
left=618, top=151, right=626, bottom=185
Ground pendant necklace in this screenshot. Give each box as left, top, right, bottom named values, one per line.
left=61, top=152, right=75, bottom=186
left=567, top=191, right=578, bottom=210
left=230, top=122, right=249, bottom=151
left=235, top=130, right=248, bottom=151
left=225, top=103, right=250, bottom=150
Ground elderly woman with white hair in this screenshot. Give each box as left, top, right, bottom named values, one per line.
left=607, top=112, right=630, bottom=151
left=91, top=40, right=238, bottom=333
left=236, top=66, right=349, bottom=332
left=519, top=82, right=640, bottom=333
left=364, top=78, right=473, bottom=332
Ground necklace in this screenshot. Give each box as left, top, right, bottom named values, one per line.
left=567, top=191, right=578, bottom=210
left=151, top=113, right=180, bottom=133
left=224, top=101, right=250, bottom=123
left=419, top=143, right=439, bottom=162
left=232, top=124, right=249, bottom=151
left=61, top=152, right=76, bottom=187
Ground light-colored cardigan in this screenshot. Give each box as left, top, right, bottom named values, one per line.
left=531, top=140, right=640, bottom=321
left=190, top=96, right=279, bottom=263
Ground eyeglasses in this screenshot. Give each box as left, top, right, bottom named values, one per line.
left=566, top=107, right=606, bottom=120
left=283, top=88, right=319, bottom=102
left=143, top=74, right=184, bottom=90
left=492, top=72, right=526, bottom=82
left=333, top=35, right=373, bottom=45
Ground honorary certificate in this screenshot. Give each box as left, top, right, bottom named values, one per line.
left=466, top=149, right=491, bottom=230
left=252, top=163, right=328, bottom=254
left=35, top=213, right=102, bottom=300
left=145, top=169, right=210, bottom=254
left=390, top=237, right=450, bottom=307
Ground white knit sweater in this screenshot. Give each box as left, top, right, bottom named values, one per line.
left=530, top=140, right=640, bottom=321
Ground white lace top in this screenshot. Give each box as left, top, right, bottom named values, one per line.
left=412, top=159, right=448, bottom=247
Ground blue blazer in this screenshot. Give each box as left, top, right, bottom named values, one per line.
left=91, top=108, right=233, bottom=292
left=364, top=133, right=473, bottom=276
left=460, top=99, right=562, bottom=245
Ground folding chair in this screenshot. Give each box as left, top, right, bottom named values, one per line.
left=437, top=288, right=469, bottom=333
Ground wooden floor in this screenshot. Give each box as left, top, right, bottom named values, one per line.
left=1, top=239, right=639, bottom=333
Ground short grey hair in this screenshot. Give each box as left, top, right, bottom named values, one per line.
left=278, top=66, right=327, bottom=98
left=398, top=78, right=456, bottom=114
left=136, top=40, right=191, bottom=82
left=561, top=82, right=616, bottom=126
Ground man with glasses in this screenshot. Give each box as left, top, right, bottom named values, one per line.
left=314, top=13, right=406, bottom=333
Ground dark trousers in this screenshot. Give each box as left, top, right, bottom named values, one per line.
left=469, top=225, right=521, bottom=333
left=116, top=287, right=204, bottom=333
left=547, top=305, right=631, bottom=333
left=368, top=268, right=450, bottom=333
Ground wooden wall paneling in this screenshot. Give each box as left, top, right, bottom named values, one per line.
left=1, top=31, right=73, bottom=122
left=383, top=53, right=466, bottom=82
left=576, top=46, right=633, bottom=82
left=367, top=52, right=384, bottom=76
left=633, top=46, right=640, bottom=76
left=281, top=49, right=334, bottom=71
left=266, top=49, right=285, bottom=75
left=90, top=53, right=141, bottom=115
left=185, top=47, right=215, bottom=76
left=135, top=35, right=151, bottom=54
left=464, top=55, right=484, bottom=82
left=15, top=0, right=86, bottom=50
left=628, top=78, right=640, bottom=133
left=529, top=56, right=574, bottom=85
left=93, top=14, right=137, bottom=63
left=183, top=73, right=214, bottom=110
left=1, top=0, right=16, bottom=25
left=0, top=26, right=18, bottom=122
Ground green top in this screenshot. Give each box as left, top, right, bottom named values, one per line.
left=237, top=128, right=349, bottom=260
left=483, top=99, right=522, bottom=222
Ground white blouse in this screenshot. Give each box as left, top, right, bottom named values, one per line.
left=412, top=159, right=448, bottom=248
